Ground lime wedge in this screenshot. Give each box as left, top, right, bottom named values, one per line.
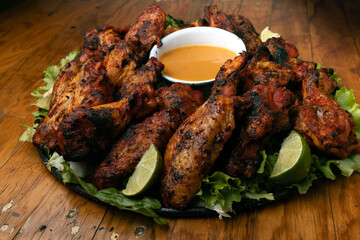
left=269, top=131, right=312, bottom=185
left=122, top=144, right=163, bottom=197
left=260, top=26, right=281, bottom=42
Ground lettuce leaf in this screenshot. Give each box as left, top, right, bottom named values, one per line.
left=335, top=87, right=360, bottom=137
left=196, top=172, right=244, bottom=215
left=19, top=123, right=38, bottom=142
left=19, top=50, right=79, bottom=142
left=165, top=15, right=185, bottom=29
left=61, top=161, right=167, bottom=225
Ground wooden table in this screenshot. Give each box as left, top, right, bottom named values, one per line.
left=1, top=0, right=359, bottom=239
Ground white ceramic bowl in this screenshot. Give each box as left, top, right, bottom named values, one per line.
left=149, top=27, right=247, bottom=85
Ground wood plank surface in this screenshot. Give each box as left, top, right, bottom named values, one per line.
left=0, top=0, right=359, bottom=239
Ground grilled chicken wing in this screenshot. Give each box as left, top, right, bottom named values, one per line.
left=89, top=84, right=204, bottom=189
left=240, top=46, right=296, bottom=93
left=204, top=5, right=261, bottom=56
left=160, top=55, right=248, bottom=209
left=293, top=69, right=360, bottom=158
left=33, top=5, right=165, bottom=151
left=56, top=84, right=158, bottom=162
left=33, top=62, right=113, bottom=149
left=293, top=61, right=337, bottom=96
left=226, top=84, right=296, bottom=177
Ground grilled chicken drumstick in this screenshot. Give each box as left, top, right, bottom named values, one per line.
left=89, top=84, right=204, bottom=189
left=161, top=54, right=248, bottom=209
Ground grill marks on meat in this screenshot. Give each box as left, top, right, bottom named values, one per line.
left=211, top=53, right=247, bottom=96
left=293, top=69, right=360, bottom=158
left=31, top=4, right=360, bottom=211
left=90, top=109, right=181, bottom=189
left=226, top=84, right=296, bottom=177
left=89, top=84, right=204, bottom=189
left=160, top=55, right=248, bottom=209
left=33, top=62, right=113, bottom=149
left=57, top=84, right=158, bottom=162
left=239, top=45, right=296, bottom=93
left=161, top=95, right=245, bottom=209
left=204, top=5, right=261, bottom=56
left=32, top=5, right=165, bottom=154
left=118, top=57, right=164, bottom=99
left=125, top=5, right=166, bottom=60
left=104, top=5, right=165, bottom=89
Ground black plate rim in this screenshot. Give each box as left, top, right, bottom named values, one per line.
left=38, top=148, right=321, bottom=218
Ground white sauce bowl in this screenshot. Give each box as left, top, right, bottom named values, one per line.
left=149, top=26, right=247, bottom=85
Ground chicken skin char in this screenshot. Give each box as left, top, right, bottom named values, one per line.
left=57, top=84, right=158, bottom=162
left=226, top=84, right=296, bottom=177
left=33, top=61, right=113, bottom=149
left=125, top=4, right=166, bottom=60
left=293, top=69, right=360, bottom=158
left=211, top=53, right=247, bottom=97
left=32, top=5, right=165, bottom=153
left=161, top=95, right=246, bottom=209
left=204, top=5, right=261, bottom=56
left=31, top=4, right=360, bottom=211
left=118, top=57, right=164, bottom=99
left=89, top=84, right=204, bottom=189
left=160, top=55, right=248, bottom=209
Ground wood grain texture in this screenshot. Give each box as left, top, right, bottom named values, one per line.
left=0, top=0, right=359, bottom=239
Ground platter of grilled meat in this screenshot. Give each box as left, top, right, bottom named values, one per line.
left=32, top=5, right=360, bottom=216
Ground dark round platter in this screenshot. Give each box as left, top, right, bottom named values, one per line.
left=38, top=148, right=320, bottom=218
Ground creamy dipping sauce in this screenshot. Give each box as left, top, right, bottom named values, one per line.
left=159, top=45, right=238, bottom=82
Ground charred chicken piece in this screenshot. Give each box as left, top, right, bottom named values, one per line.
left=293, top=61, right=337, bottom=96
left=78, top=24, right=126, bottom=63
left=90, top=84, right=204, bottom=189
left=125, top=5, right=165, bottom=60
left=33, top=5, right=166, bottom=151
left=33, top=62, right=113, bottom=149
left=118, top=57, right=164, bottom=99
left=102, top=41, right=138, bottom=88
left=56, top=84, right=158, bottom=162
left=211, top=53, right=247, bottom=96
left=293, top=70, right=360, bottom=158
left=226, top=84, right=296, bottom=178
left=239, top=46, right=296, bottom=93
left=161, top=95, right=246, bottom=209
left=155, top=83, right=204, bottom=116
left=160, top=54, right=248, bottom=209
left=204, top=5, right=261, bottom=56
left=261, top=37, right=299, bottom=68
left=104, top=5, right=166, bottom=89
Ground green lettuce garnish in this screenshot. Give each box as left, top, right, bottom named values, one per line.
left=165, top=15, right=185, bottom=29
left=19, top=50, right=79, bottom=142
left=335, top=87, right=360, bottom=137
left=60, top=161, right=167, bottom=225
left=196, top=171, right=244, bottom=218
